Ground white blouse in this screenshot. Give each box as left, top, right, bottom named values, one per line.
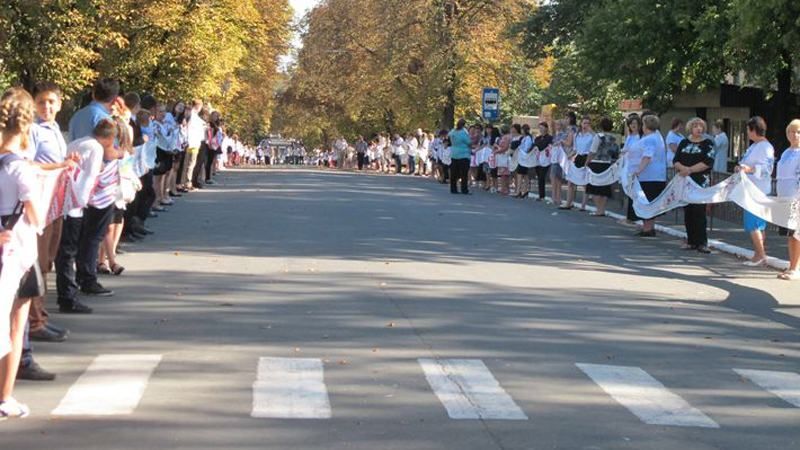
left=776, top=147, right=800, bottom=198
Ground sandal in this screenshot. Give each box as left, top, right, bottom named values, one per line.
left=777, top=270, right=799, bottom=281
left=0, top=398, right=30, bottom=420
left=111, top=263, right=125, bottom=276
left=97, top=263, right=111, bottom=275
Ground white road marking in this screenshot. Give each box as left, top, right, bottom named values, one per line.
left=734, top=369, right=800, bottom=407
left=52, top=354, right=162, bottom=416
left=418, top=358, right=528, bottom=420
left=576, top=363, right=719, bottom=428
left=251, top=357, right=332, bottom=419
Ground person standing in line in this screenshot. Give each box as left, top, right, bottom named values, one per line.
left=181, top=99, right=205, bottom=191
left=586, top=117, right=619, bottom=216
left=514, top=124, right=536, bottom=199
left=622, top=115, right=644, bottom=224
left=548, top=120, right=569, bottom=207
left=533, top=122, right=553, bottom=201
left=0, top=87, right=43, bottom=420
left=405, top=132, right=417, bottom=175
left=776, top=119, right=800, bottom=280
left=494, top=125, right=512, bottom=195
left=712, top=120, right=729, bottom=174
left=449, top=119, right=472, bottom=194
left=673, top=118, right=715, bottom=254
left=391, top=134, right=405, bottom=174
left=355, top=135, right=368, bottom=170
left=665, top=118, right=685, bottom=164
left=562, top=116, right=597, bottom=210
left=631, top=114, right=668, bottom=237
left=26, top=82, right=71, bottom=345
left=68, top=78, right=118, bottom=142
left=737, top=116, right=775, bottom=266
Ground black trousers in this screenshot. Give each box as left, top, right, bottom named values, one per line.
left=56, top=216, right=82, bottom=305
left=76, top=205, right=114, bottom=289
left=136, top=171, right=155, bottom=221
left=205, top=148, right=217, bottom=181
left=684, top=204, right=708, bottom=247
left=535, top=165, right=549, bottom=199
left=394, top=155, right=402, bottom=173
left=450, top=158, right=470, bottom=193
left=175, top=151, right=186, bottom=185
left=357, top=153, right=366, bottom=170
left=193, top=144, right=209, bottom=187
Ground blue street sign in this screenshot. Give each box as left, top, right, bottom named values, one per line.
left=482, top=88, right=500, bottom=121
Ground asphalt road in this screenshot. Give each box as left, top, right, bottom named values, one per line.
left=5, top=168, right=799, bottom=450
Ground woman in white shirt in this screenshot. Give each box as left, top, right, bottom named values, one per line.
left=737, top=116, right=775, bottom=266
left=514, top=124, right=535, bottom=198
left=0, top=87, right=44, bottom=420
left=623, top=115, right=643, bottom=223
left=562, top=116, right=597, bottom=209
left=665, top=118, right=684, bottom=165
left=776, top=119, right=800, bottom=280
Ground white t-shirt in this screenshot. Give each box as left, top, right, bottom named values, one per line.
left=740, top=140, right=775, bottom=194
left=665, top=130, right=684, bottom=163
left=574, top=132, right=598, bottom=156
left=0, top=153, right=37, bottom=218
left=65, top=137, right=105, bottom=218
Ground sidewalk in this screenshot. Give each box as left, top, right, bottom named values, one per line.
left=564, top=184, right=790, bottom=269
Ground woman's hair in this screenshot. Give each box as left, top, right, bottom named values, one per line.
left=456, top=118, right=466, bottom=129
left=113, top=116, right=133, bottom=152
left=786, top=119, right=800, bottom=139
left=627, top=115, right=643, bottom=136
left=643, top=114, right=660, bottom=131
left=671, top=117, right=683, bottom=130
left=0, top=87, right=35, bottom=149
left=566, top=111, right=577, bottom=126
left=685, top=117, right=707, bottom=135
left=522, top=124, right=531, bottom=136
left=747, top=116, right=767, bottom=137
left=511, top=123, right=522, bottom=134
left=599, top=117, right=613, bottom=132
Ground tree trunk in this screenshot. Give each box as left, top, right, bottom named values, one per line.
left=440, top=68, right=456, bottom=130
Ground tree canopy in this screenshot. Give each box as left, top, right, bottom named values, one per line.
left=0, top=0, right=292, bottom=141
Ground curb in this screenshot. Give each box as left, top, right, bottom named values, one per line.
left=553, top=197, right=790, bottom=272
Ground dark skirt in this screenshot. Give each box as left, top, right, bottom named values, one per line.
left=574, top=154, right=588, bottom=168
left=154, top=148, right=174, bottom=175
left=627, top=181, right=667, bottom=221
left=586, top=161, right=612, bottom=198
left=516, top=165, right=530, bottom=175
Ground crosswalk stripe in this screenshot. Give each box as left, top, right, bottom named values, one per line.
left=734, top=369, right=800, bottom=407
left=251, top=357, right=332, bottom=419
left=52, top=354, right=162, bottom=416
left=418, top=358, right=527, bottom=420
left=576, top=363, right=719, bottom=428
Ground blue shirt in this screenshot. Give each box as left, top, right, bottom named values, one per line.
left=448, top=128, right=472, bottom=159
left=29, top=119, right=67, bottom=164
left=68, top=101, right=112, bottom=142
left=639, top=132, right=667, bottom=182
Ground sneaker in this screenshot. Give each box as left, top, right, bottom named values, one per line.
left=29, top=326, right=67, bottom=343
left=80, top=283, right=114, bottom=297
left=58, top=300, right=93, bottom=314
left=45, top=322, right=70, bottom=336
left=205, top=179, right=215, bottom=185
left=0, top=398, right=30, bottom=420
left=17, top=361, right=56, bottom=381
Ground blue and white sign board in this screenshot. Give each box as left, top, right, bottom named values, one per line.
left=482, top=88, right=500, bottom=121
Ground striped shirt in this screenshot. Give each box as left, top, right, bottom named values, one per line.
left=88, top=159, right=119, bottom=209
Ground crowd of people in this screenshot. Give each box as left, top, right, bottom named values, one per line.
left=320, top=113, right=800, bottom=281
left=0, top=78, right=249, bottom=420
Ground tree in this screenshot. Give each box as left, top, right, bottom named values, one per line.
left=727, top=0, right=800, bottom=147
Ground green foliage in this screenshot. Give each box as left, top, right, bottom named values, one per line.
left=0, top=0, right=292, bottom=141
